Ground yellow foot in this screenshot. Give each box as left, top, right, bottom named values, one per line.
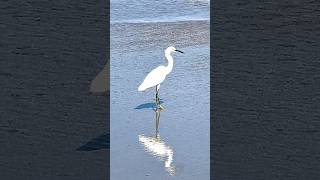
left=158, top=105, right=164, bottom=110
left=154, top=105, right=164, bottom=112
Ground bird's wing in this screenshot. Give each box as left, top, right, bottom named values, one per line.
left=138, top=66, right=167, bottom=91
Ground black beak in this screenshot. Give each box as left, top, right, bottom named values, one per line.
left=175, top=49, right=184, bottom=53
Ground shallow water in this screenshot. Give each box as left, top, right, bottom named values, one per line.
left=111, top=0, right=209, bottom=23
left=111, top=28, right=209, bottom=179
left=110, top=0, right=209, bottom=179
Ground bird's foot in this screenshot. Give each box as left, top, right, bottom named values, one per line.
left=157, top=104, right=164, bottom=111
left=153, top=104, right=164, bottom=111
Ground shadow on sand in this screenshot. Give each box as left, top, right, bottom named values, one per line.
left=78, top=61, right=109, bottom=152
left=76, top=133, right=110, bottom=151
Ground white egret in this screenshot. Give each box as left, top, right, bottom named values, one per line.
left=138, top=46, right=184, bottom=108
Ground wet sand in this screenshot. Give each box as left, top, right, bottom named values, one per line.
left=111, top=20, right=209, bottom=51
left=212, top=0, right=320, bottom=179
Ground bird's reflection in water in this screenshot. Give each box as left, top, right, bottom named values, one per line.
left=138, top=108, right=176, bottom=175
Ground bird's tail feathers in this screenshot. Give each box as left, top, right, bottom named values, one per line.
left=138, top=85, right=146, bottom=92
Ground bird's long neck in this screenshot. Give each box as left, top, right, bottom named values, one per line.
left=165, top=52, right=173, bottom=75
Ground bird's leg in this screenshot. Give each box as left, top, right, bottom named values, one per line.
left=155, top=85, right=159, bottom=106
left=156, top=85, right=161, bottom=105
left=157, top=84, right=160, bottom=105
left=156, top=85, right=164, bottom=110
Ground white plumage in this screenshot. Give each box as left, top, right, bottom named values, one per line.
left=138, top=46, right=184, bottom=107
left=138, top=66, right=167, bottom=91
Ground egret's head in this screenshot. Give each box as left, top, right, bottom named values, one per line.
left=165, top=46, right=184, bottom=54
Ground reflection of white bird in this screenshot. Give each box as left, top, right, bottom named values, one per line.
left=138, top=46, right=184, bottom=107
left=138, top=135, right=175, bottom=175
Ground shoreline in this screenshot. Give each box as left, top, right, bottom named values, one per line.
left=111, top=19, right=209, bottom=25
left=111, top=20, right=210, bottom=52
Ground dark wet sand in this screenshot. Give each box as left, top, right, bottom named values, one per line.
left=1, top=1, right=109, bottom=179
left=212, top=1, right=320, bottom=179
